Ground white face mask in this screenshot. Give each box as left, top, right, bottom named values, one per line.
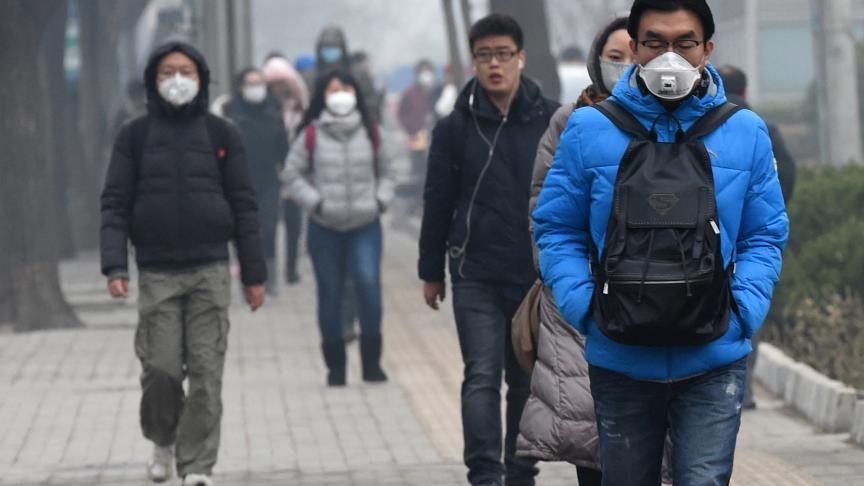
left=242, top=84, right=267, bottom=104
left=325, top=90, right=357, bottom=116
left=600, top=59, right=631, bottom=93
left=418, top=70, right=436, bottom=88
left=638, top=52, right=702, bottom=101
left=158, top=73, right=199, bottom=106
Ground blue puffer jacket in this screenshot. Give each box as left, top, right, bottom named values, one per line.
left=533, top=64, right=789, bottom=381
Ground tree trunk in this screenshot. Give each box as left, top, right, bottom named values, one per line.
left=72, top=0, right=125, bottom=251
left=47, top=0, right=77, bottom=259
left=0, top=1, right=81, bottom=331
left=489, top=0, right=561, bottom=101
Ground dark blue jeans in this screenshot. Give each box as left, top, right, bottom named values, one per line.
left=452, top=281, right=539, bottom=486
left=307, top=220, right=382, bottom=343
left=589, top=358, right=747, bottom=486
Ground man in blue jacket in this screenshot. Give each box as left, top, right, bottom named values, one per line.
left=533, top=1, right=788, bottom=484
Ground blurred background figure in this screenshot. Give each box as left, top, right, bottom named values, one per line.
left=433, top=65, right=460, bottom=119
left=223, top=67, right=290, bottom=296
left=263, top=55, right=310, bottom=285
left=281, top=69, right=394, bottom=387
left=394, top=59, right=440, bottom=226
left=556, top=45, right=591, bottom=105
left=294, top=53, right=317, bottom=92
left=351, top=50, right=386, bottom=124
left=112, top=79, right=147, bottom=137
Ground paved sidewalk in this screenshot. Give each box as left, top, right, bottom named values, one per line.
left=1, top=225, right=863, bottom=485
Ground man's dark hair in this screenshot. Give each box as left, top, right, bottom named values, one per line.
left=559, top=45, right=586, bottom=63
left=415, top=59, right=434, bottom=73
left=468, top=13, right=524, bottom=52
left=350, top=51, right=369, bottom=66
left=628, top=0, right=715, bottom=41
left=717, top=65, right=747, bottom=96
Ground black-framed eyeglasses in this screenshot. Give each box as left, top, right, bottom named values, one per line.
left=472, top=49, right=518, bottom=63
left=639, top=39, right=704, bottom=52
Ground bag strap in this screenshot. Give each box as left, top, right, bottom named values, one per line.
left=304, top=124, right=317, bottom=172
left=593, top=99, right=651, bottom=140
left=371, top=122, right=381, bottom=179
left=682, top=102, right=742, bottom=141
left=204, top=114, right=230, bottom=165
left=128, top=115, right=151, bottom=173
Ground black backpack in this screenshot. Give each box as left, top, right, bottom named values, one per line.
left=590, top=100, right=743, bottom=346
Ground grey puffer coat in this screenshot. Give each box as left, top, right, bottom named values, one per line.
left=516, top=102, right=600, bottom=469
left=282, top=111, right=395, bottom=232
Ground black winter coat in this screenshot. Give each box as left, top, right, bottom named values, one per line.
left=223, top=96, right=289, bottom=225
left=418, top=76, right=558, bottom=285
left=100, top=41, right=266, bottom=285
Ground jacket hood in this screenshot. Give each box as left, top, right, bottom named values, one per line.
left=144, top=41, right=211, bottom=119
left=610, top=63, right=728, bottom=135
left=454, top=75, right=551, bottom=123
left=586, top=16, right=630, bottom=96
left=315, top=25, right=350, bottom=72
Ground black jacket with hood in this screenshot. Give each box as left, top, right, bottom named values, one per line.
left=100, top=41, right=266, bottom=285
left=418, top=76, right=559, bottom=285
left=223, top=71, right=289, bottom=226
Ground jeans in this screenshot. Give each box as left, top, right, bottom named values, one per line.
left=589, top=358, right=747, bottom=486
left=307, top=220, right=382, bottom=343
left=452, top=281, right=538, bottom=486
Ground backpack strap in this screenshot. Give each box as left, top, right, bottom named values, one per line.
left=304, top=124, right=317, bottom=172
left=593, top=99, right=651, bottom=140
left=371, top=123, right=381, bottom=178
left=128, top=115, right=151, bottom=173
left=682, top=102, right=743, bottom=141
left=204, top=113, right=230, bottom=164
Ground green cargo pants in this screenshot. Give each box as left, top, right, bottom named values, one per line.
left=135, top=262, right=230, bottom=477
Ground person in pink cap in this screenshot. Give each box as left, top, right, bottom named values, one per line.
left=264, top=54, right=310, bottom=284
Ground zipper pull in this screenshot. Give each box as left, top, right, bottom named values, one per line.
left=603, top=281, right=609, bottom=295
left=709, top=219, right=720, bottom=235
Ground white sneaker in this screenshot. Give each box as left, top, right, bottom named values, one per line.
left=146, top=444, right=174, bottom=482
left=182, top=473, right=213, bottom=486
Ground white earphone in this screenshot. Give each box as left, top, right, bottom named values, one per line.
left=518, top=59, right=524, bottom=70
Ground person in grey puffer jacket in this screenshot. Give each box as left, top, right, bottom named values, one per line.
left=516, top=16, right=633, bottom=486
left=282, top=69, right=395, bottom=387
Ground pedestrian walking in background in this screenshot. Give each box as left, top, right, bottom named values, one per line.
left=223, top=67, right=290, bottom=297
left=717, top=64, right=797, bottom=411
left=281, top=69, right=394, bottom=387
left=351, top=50, right=386, bottom=124
left=533, top=1, right=789, bottom=484
left=418, top=13, right=559, bottom=486
left=100, top=41, right=266, bottom=486
left=263, top=55, right=310, bottom=285
left=112, top=79, right=147, bottom=138
left=395, top=59, right=439, bottom=224
left=515, top=16, right=633, bottom=486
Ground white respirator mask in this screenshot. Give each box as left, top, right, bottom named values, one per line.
left=242, top=84, right=267, bottom=104
left=638, top=52, right=702, bottom=101
left=158, top=73, right=199, bottom=106
left=325, top=91, right=357, bottom=116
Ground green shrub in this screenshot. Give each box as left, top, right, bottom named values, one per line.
left=762, top=165, right=864, bottom=389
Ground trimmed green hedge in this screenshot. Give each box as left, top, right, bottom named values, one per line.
left=762, top=165, right=864, bottom=389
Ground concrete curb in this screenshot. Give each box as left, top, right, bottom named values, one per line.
left=852, top=401, right=864, bottom=445
left=754, top=343, right=860, bottom=435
